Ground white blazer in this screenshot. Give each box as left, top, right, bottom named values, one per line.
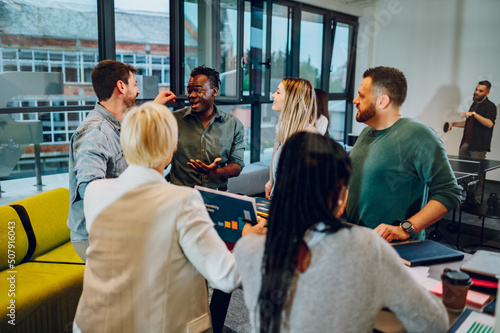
left=74, top=165, right=240, bottom=333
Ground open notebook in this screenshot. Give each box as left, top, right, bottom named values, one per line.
left=195, top=186, right=258, bottom=247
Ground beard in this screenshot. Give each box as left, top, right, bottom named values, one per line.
left=473, top=94, right=485, bottom=102
left=355, top=102, right=376, bottom=123
left=124, top=91, right=137, bottom=109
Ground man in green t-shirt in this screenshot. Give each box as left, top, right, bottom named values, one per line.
left=346, top=66, right=461, bottom=242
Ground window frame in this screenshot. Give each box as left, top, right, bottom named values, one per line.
left=0, top=0, right=359, bottom=162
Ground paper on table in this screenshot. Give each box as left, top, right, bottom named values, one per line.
left=453, top=311, right=495, bottom=333
left=430, top=282, right=491, bottom=308
left=406, top=266, right=429, bottom=283
left=406, top=266, right=439, bottom=290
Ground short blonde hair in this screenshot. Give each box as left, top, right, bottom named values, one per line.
left=276, top=78, right=317, bottom=143
left=121, top=102, right=178, bottom=169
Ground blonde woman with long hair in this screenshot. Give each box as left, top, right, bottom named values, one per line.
left=265, top=78, right=319, bottom=198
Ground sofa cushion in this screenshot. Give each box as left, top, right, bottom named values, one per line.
left=8, top=188, right=70, bottom=261
left=0, top=206, right=29, bottom=271
left=32, top=241, right=84, bottom=264
left=227, top=162, right=269, bottom=196
left=0, top=262, right=84, bottom=332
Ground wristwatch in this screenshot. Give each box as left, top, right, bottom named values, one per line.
left=400, top=220, right=415, bottom=238
left=472, top=111, right=476, bottom=117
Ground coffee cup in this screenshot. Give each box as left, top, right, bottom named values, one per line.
left=441, top=268, right=471, bottom=312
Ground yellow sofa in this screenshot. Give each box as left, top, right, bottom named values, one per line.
left=0, top=188, right=84, bottom=332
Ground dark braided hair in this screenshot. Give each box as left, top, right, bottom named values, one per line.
left=257, top=132, right=351, bottom=333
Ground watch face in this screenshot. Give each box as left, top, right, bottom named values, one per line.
left=401, top=221, right=412, bottom=230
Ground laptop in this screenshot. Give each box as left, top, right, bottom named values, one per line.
left=195, top=186, right=258, bottom=247
left=460, top=250, right=500, bottom=280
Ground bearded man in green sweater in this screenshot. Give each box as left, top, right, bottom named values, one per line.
left=346, top=66, right=461, bottom=242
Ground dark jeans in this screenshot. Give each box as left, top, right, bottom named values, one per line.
left=210, top=289, right=232, bottom=333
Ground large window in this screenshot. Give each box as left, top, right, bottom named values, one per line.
left=299, top=11, right=324, bottom=88
left=243, top=1, right=267, bottom=97
left=183, top=0, right=219, bottom=87
left=330, top=23, right=351, bottom=94
left=0, top=0, right=98, bottom=173
left=0, top=0, right=98, bottom=110
left=269, top=4, right=292, bottom=99
left=218, top=0, right=239, bottom=97
left=0, top=0, right=358, bottom=180
left=115, top=0, right=171, bottom=91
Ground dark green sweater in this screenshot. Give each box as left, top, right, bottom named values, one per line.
left=346, top=118, right=461, bottom=240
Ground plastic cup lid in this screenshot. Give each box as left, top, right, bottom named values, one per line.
left=441, top=268, right=471, bottom=286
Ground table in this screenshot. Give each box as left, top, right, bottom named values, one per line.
left=374, top=250, right=497, bottom=333
left=457, top=203, right=500, bottom=252
left=448, top=155, right=500, bottom=203
left=434, top=156, right=500, bottom=241
left=428, top=171, right=478, bottom=241
left=453, top=171, right=479, bottom=202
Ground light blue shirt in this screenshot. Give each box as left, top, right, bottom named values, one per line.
left=67, top=103, right=128, bottom=241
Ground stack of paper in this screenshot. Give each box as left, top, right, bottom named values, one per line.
left=405, top=266, right=492, bottom=308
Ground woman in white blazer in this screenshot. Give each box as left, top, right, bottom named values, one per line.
left=74, top=102, right=256, bottom=333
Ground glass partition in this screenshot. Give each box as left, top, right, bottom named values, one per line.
left=0, top=109, right=89, bottom=179
left=0, top=0, right=98, bottom=109
left=0, top=0, right=97, bottom=181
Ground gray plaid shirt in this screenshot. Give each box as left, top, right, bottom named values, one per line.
left=67, top=103, right=128, bottom=241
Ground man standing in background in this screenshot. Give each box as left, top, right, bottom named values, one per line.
left=448, top=80, right=496, bottom=201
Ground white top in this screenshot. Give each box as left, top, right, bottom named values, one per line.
left=234, top=225, right=449, bottom=333
left=314, top=114, right=329, bottom=135
left=270, top=124, right=320, bottom=197
left=76, top=165, right=240, bottom=332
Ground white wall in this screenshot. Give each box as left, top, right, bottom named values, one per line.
left=353, top=0, right=500, bottom=181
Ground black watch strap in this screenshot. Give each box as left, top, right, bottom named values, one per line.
left=400, top=220, right=415, bottom=238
